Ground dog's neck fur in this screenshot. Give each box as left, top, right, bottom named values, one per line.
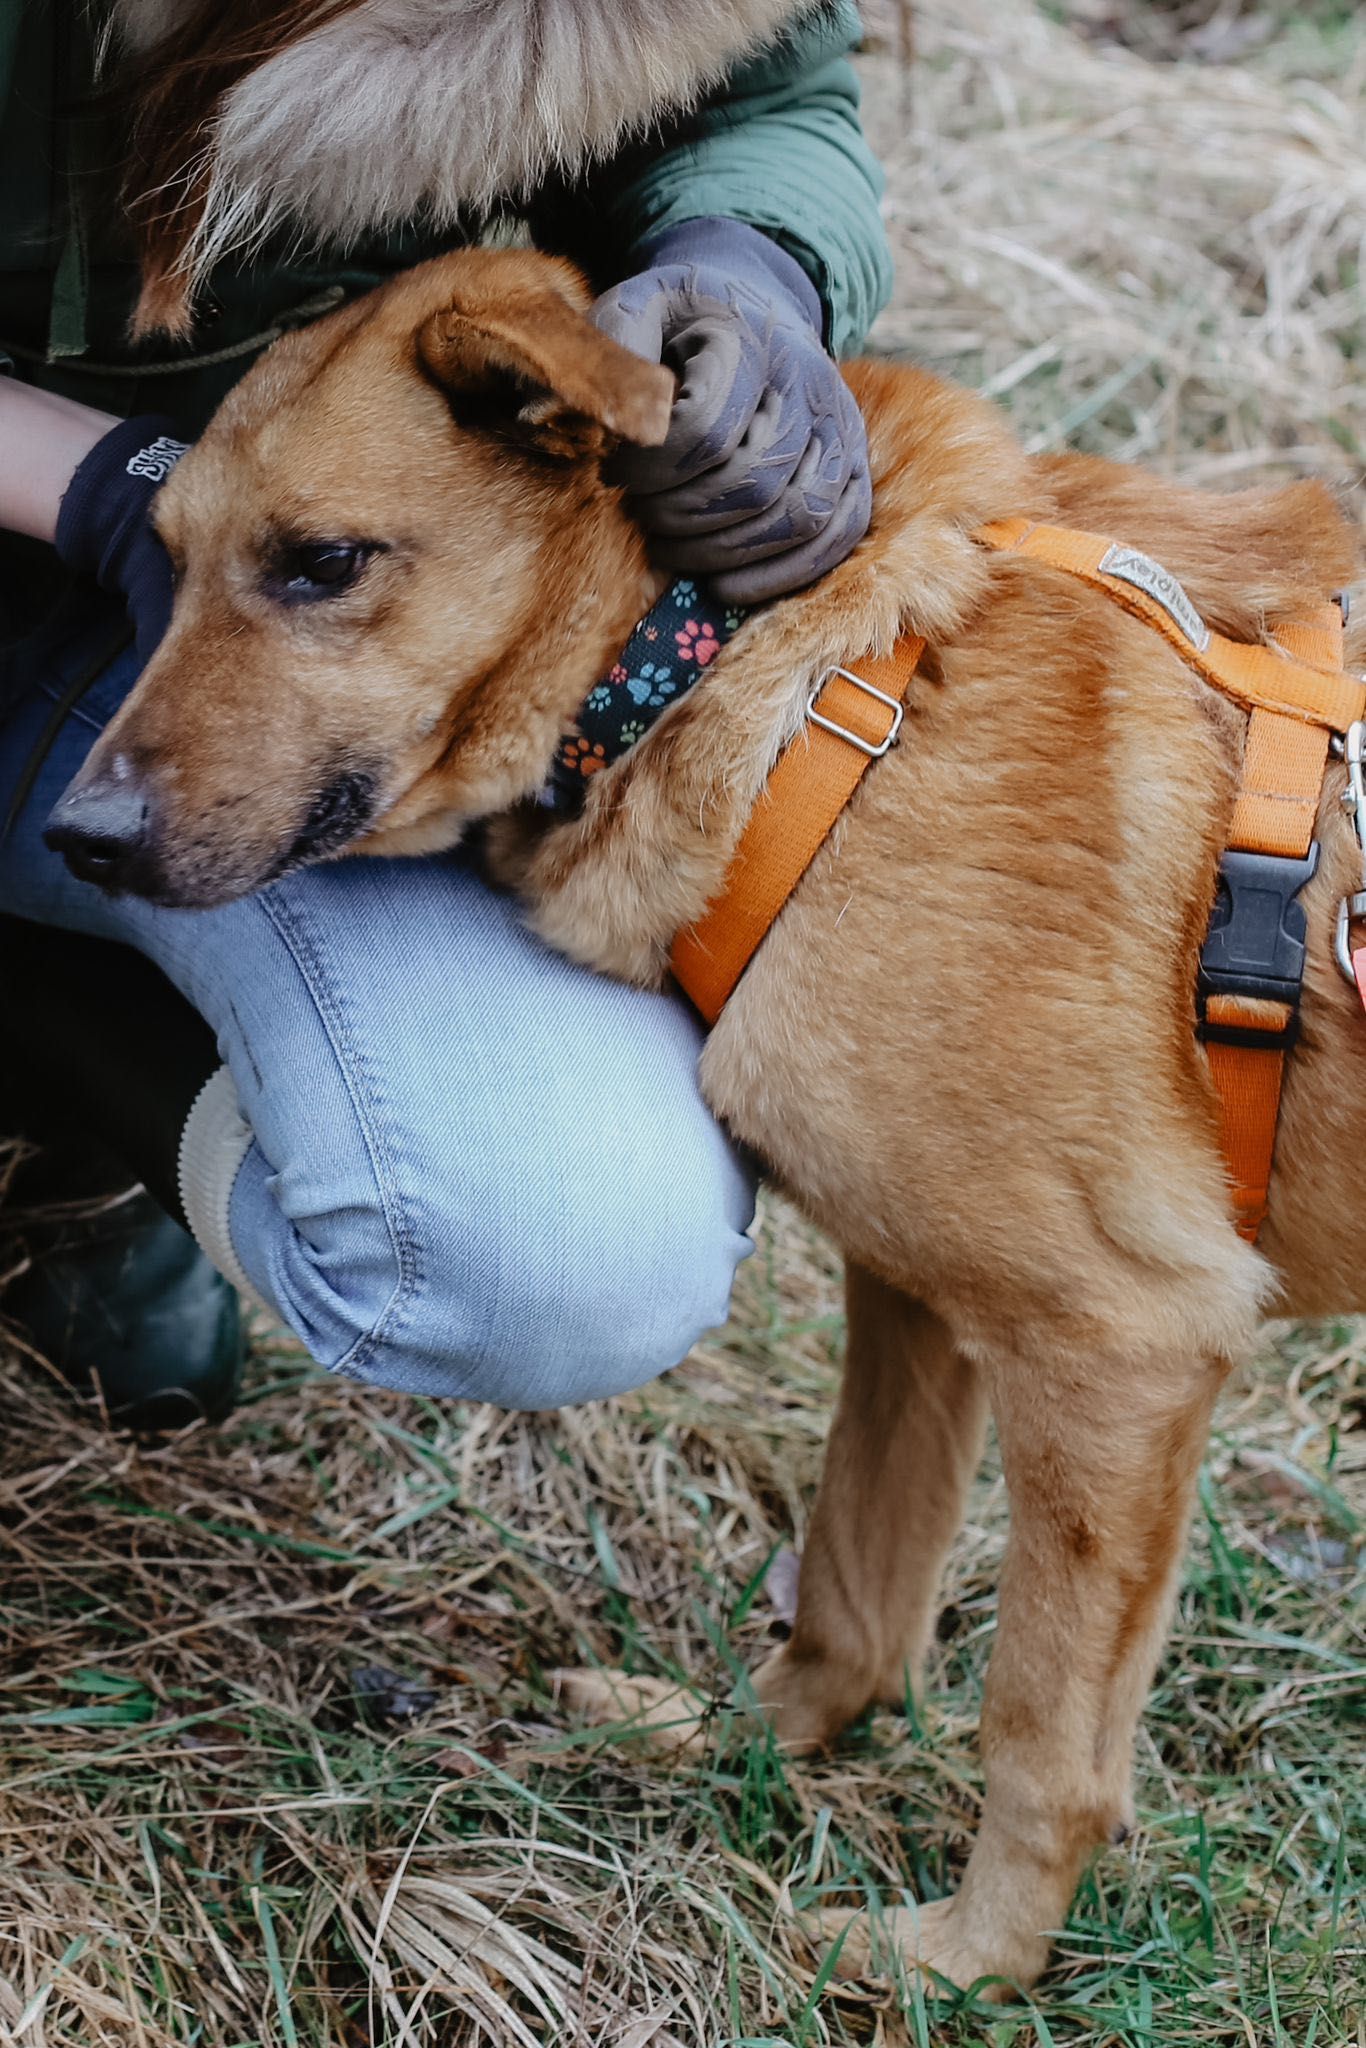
left=484, top=361, right=1050, bottom=983
left=110, top=0, right=804, bottom=294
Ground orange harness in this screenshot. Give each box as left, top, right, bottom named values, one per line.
left=670, top=521, right=1363, bottom=1243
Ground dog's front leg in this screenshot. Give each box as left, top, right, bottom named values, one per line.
left=817, top=1336, right=1229, bottom=1999
left=550, top=1273, right=985, bottom=1761
left=754, top=1269, right=987, bottom=1748
left=484, top=784, right=698, bottom=988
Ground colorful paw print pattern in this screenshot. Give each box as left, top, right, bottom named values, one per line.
left=560, top=735, right=608, bottom=778
left=627, top=659, right=675, bottom=707
left=545, top=578, right=750, bottom=815
left=676, top=616, right=720, bottom=667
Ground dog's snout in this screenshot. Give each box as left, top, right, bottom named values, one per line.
left=43, top=770, right=153, bottom=890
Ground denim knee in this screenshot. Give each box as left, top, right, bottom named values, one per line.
left=229, top=1096, right=754, bottom=1408
left=418, top=1120, right=756, bottom=1409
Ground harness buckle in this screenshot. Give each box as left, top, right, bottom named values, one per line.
left=807, top=666, right=904, bottom=758
left=1197, top=844, right=1319, bottom=1048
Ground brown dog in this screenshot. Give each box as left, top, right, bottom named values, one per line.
left=46, top=248, right=1365, bottom=1998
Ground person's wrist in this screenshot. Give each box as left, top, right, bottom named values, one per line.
left=0, top=381, right=119, bottom=545
left=628, top=215, right=824, bottom=334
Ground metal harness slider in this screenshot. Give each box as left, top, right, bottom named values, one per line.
left=806, top=666, right=904, bottom=758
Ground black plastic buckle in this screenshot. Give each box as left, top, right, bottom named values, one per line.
left=1197, top=844, right=1319, bottom=1050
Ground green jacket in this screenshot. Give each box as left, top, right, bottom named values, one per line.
left=0, top=2, right=891, bottom=435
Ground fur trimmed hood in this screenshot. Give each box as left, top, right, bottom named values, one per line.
left=112, top=0, right=805, bottom=318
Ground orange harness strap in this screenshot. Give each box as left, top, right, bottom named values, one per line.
left=1202, top=610, right=1344, bottom=1237
left=975, top=519, right=1361, bottom=731
left=977, top=520, right=1355, bottom=1242
left=669, top=519, right=1358, bottom=1243
left=672, top=639, right=924, bottom=1025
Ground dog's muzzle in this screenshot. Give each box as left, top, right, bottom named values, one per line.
left=287, top=771, right=378, bottom=862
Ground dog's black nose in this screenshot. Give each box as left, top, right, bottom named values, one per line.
left=43, top=774, right=151, bottom=889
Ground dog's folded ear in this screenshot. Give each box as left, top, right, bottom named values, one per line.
left=418, top=286, right=675, bottom=459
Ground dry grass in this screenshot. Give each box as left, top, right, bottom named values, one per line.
left=862, top=0, right=1365, bottom=516
left=3, top=2, right=1364, bottom=2042
left=2, top=1203, right=1362, bottom=2045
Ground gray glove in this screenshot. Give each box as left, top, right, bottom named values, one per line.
left=593, top=217, right=872, bottom=604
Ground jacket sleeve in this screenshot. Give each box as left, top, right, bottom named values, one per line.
left=530, top=3, right=892, bottom=357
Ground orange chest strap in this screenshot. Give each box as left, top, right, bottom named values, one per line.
left=1196, top=605, right=1345, bottom=1241
left=671, top=638, right=923, bottom=1025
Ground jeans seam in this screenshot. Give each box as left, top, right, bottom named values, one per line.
left=257, top=885, right=423, bottom=1376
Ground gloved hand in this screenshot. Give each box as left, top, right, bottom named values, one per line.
left=55, top=414, right=189, bottom=662
left=593, top=216, right=872, bottom=605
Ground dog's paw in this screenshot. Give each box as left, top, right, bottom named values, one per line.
left=806, top=1897, right=1033, bottom=2004
left=550, top=1668, right=710, bottom=1755
left=749, top=1642, right=877, bottom=1753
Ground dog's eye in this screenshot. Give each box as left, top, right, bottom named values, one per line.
left=274, top=540, right=377, bottom=602
left=290, top=542, right=365, bottom=590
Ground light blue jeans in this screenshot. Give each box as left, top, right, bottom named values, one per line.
left=0, top=620, right=755, bottom=1406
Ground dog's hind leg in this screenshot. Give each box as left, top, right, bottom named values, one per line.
left=816, top=1333, right=1229, bottom=1997
left=752, top=1267, right=988, bottom=1751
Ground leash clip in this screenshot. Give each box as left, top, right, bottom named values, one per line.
left=806, top=666, right=904, bottom=758
left=1333, top=719, right=1366, bottom=983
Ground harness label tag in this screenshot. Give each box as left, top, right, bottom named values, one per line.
left=1099, top=544, right=1211, bottom=652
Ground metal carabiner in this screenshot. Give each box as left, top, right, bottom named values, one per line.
left=1334, top=721, right=1366, bottom=984
left=1335, top=891, right=1366, bottom=983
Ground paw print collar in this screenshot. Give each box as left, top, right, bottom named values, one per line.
left=543, top=579, right=747, bottom=816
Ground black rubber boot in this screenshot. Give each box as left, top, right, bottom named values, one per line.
left=0, top=915, right=246, bottom=1430
left=4, top=1151, right=245, bottom=1428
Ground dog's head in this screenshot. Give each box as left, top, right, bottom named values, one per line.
left=45, top=249, right=674, bottom=906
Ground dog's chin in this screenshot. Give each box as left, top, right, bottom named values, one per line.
left=110, top=832, right=337, bottom=909
left=112, top=855, right=297, bottom=911
left=346, top=764, right=557, bottom=859
left=126, top=781, right=482, bottom=902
